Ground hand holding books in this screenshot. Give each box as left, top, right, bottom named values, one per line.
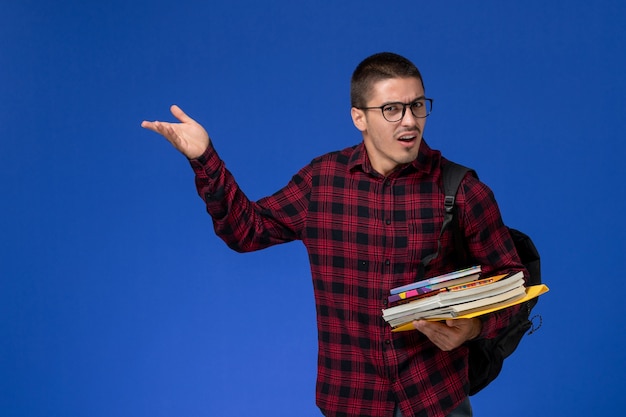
left=413, top=317, right=482, bottom=351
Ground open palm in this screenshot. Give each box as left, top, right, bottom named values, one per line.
left=141, top=105, right=210, bottom=159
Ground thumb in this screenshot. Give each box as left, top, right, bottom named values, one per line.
left=170, top=104, right=195, bottom=124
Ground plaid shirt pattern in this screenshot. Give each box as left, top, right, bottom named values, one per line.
left=190, top=140, right=524, bottom=417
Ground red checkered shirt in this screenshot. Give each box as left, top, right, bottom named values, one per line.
left=189, top=140, right=524, bottom=417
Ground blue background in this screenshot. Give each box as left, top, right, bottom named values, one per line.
left=2, top=1, right=625, bottom=416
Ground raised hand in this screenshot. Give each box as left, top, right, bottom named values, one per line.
left=141, top=105, right=210, bottom=160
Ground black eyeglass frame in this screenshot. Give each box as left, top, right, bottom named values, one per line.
left=358, top=97, right=434, bottom=122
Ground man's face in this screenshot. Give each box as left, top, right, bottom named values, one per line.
left=351, top=77, right=427, bottom=176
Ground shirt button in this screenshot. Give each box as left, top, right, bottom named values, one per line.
left=385, top=259, right=390, bottom=266
left=384, top=339, right=391, bottom=345
left=383, top=299, right=388, bottom=307
left=385, top=219, right=391, bottom=225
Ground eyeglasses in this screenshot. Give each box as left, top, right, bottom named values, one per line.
left=359, top=98, right=433, bottom=122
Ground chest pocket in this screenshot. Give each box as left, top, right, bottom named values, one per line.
left=406, top=206, right=444, bottom=266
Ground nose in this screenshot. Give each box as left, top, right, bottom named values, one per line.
left=400, top=105, right=417, bottom=125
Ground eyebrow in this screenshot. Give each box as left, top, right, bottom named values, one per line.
left=380, top=96, right=426, bottom=106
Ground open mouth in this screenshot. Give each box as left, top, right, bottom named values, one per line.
left=398, top=135, right=417, bottom=142
left=397, top=129, right=420, bottom=143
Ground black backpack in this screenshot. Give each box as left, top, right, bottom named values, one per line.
left=421, top=160, right=542, bottom=396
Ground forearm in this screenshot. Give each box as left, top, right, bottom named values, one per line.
left=189, top=143, right=304, bottom=252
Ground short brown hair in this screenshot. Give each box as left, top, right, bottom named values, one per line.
left=350, top=52, right=425, bottom=108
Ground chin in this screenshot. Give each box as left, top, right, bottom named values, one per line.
left=400, top=149, right=420, bottom=164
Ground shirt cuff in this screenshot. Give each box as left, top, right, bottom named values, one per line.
left=189, top=141, right=220, bottom=178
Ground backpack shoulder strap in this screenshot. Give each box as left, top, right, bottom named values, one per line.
left=417, top=160, right=475, bottom=279
left=442, top=161, right=474, bottom=215
left=443, top=161, right=476, bottom=267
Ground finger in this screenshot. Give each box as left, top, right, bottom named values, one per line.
left=170, top=104, right=195, bottom=124
left=444, top=319, right=471, bottom=332
left=141, top=120, right=158, bottom=132
left=413, top=320, right=444, bottom=338
left=141, top=120, right=172, bottom=137
left=449, top=318, right=481, bottom=340
left=414, top=320, right=458, bottom=351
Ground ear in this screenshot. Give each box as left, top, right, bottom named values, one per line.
left=351, top=107, right=367, bottom=132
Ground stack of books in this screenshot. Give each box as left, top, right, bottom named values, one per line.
left=382, top=266, right=530, bottom=330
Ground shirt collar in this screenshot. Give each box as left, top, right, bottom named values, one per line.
left=348, top=139, right=439, bottom=177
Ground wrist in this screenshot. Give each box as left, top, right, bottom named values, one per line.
left=469, top=318, right=482, bottom=340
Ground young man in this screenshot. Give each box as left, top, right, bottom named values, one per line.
left=142, top=52, right=525, bottom=417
